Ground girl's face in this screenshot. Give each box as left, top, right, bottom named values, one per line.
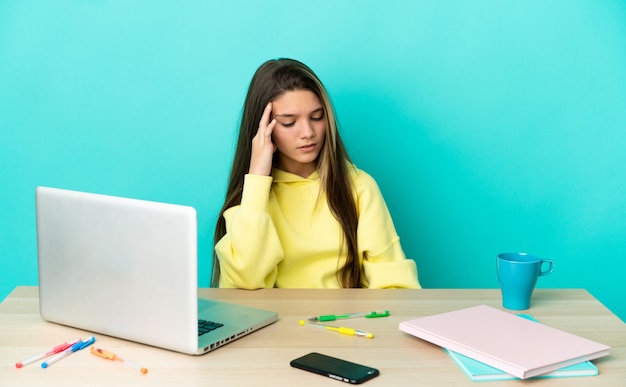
left=271, top=90, right=326, bottom=178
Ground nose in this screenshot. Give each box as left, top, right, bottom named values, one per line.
left=300, top=120, right=315, bottom=139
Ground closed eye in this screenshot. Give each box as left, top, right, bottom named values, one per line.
left=311, top=108, right=324, bottom=121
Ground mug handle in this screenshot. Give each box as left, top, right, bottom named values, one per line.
left=539, top=259, right=554, bottom=276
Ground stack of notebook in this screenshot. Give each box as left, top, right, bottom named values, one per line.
left=399, top=305, right=610, bottom=381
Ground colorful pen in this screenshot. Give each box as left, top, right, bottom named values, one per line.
left=308, top=310, right=389, bottom=322
left=15, top=338, right=81, bottom=368
left=41, top=336, right=96, bottom=368
left=299, top=320, right=374, bottom=339
left=90, top=346, right=148, bottom=374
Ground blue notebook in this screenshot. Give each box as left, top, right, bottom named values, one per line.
left=445, top=314, right=598, bottom=381
left=446, top=349, right=598, bottom=381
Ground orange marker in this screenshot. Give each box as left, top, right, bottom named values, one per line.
left=90, top=347, right=148, bottom=374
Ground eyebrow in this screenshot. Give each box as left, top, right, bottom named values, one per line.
left=274, top=107, right=324, bottom=118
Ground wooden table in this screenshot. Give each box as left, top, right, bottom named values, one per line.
left=1, top=287, right=624, bottom=386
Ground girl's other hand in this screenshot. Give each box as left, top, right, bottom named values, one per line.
left=249, top=102, right=277, bottom=176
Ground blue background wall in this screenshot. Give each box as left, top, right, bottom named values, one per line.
left=1, top=1, right=625, bottom=322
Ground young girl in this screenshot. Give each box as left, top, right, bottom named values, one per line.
left=212, top=58, right=420, bottom=289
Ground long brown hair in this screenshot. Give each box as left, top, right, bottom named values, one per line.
left=211, top=58, right=359, bottom=288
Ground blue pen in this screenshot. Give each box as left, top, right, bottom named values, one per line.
left=41, top=336, right=96, bottom=368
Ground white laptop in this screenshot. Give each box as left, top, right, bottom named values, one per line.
left=35, top=186, right=278, bottom=355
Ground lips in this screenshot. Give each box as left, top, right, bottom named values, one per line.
left=298, top=143, right=316, bottom=152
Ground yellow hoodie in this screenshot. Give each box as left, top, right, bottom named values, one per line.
left=215, top=166, right=420, bottom=289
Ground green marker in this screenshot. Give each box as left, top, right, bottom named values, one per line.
left=308, top=310, right=390, bottom=322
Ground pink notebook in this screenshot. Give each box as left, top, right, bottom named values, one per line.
left=399, top=305, right=610, bottom=379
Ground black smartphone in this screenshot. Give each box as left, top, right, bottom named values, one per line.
left=290, top=352, right=380, bottom=384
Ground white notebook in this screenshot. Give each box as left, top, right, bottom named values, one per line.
left=399, top=305, right=610, bottom=379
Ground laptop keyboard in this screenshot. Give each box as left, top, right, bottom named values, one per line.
left=198, top=319, right=224, bottom=336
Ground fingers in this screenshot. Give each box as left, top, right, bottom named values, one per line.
left=266, top=117, right=277, bottom=144
left=261, top=102, right=273, bottom=125
left=259, top=102, right=276, bottom=138
left=249, top=102, right=277, bottom=176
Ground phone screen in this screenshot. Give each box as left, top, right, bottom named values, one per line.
left=290, top=352, right=380, bottom=384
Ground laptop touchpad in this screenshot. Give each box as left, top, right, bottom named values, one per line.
left=198, top=298, right=218, bottom=312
